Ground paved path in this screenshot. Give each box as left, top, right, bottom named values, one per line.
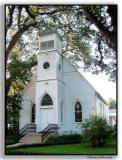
left=6, top=142, right=41, bottom=148
left=6, top=143, right=25, bottom=148
left=6, top=132, right=43, bottom=148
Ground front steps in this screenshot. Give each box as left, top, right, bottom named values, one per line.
left=6, top=124, right=59, bottom=148
left=19, top=132, right=42, bottom=144
left=6, top=132, right=42, bottom=148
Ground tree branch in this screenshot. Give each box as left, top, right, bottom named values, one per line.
left=17, top=6, right=23, bottom=29
left=25, top=6, right=36, bottom=20
left=6, top=78, right=12, bottom=97
left=98, top=38, right=103, bottom=64
left=107, top=5, right=117, bottom=33
left=6, top=5, right=16, bottom=34
left=38, top=7, right=68, bottom=16
left=6, top=22, right=37, bottom=60
left=83, top=7, right=116, bottom=51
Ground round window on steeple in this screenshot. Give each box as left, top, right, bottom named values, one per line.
left=43, top=62, right=50, bottom=69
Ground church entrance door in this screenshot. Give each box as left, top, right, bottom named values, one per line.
left=40, top=108, right=54, bottom=130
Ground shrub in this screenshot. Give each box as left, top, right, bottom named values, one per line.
left=5, top=135, right=20, bottom=145
left=112, top=125, right=117, bottom=138
left=82, top=114, right=113, bottom=147
left=45, top=134, right=81, bottom=145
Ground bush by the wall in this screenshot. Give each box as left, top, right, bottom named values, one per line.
left=5, top=135, right=20, bottom=145
left=82, top=114, right=113, bottom=147
left=45, top=134, right=81, bottom=145
left=112, top=125, right=117, bottom=138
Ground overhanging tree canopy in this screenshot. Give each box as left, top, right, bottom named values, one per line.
left=6, top=5, right=117, bottom=80
left=6, top=5, right=117, bottom=95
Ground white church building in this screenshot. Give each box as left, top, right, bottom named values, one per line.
left=19, top=30, right=109, bottom=138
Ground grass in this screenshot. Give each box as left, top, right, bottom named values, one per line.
left=6, top=140, right=117, bottom=155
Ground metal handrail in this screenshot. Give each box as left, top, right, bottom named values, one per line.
left=19, top=123, right=36, bottom=135
left=41, top=124, right=59, bottom=143
left=19, top=123, right=59, bottom=143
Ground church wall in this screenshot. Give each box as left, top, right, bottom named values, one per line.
left=105, top=104, right=109, bottom=121
left=19, top=76, right=36, bottom=130
left=57, top=80, right=65, bottom=125
left=19, top=100, right=32, bottom=130
left=37, top=51, right=57, bottom=81
left=56, top=55, right=63, bottom=82
left=58, top=59, right=96, bottom=134
left=96, top=96, right=105, bottom=116
left=96, top=96, right=109, bottom=121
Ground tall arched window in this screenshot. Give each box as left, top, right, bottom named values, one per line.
left=60, top=101, right=63, bottom=123
left=41, top=94, right=53, bottom=106
left=75, top=102, right=82, bottom=122
left=31, top=103, right=35, bottom=123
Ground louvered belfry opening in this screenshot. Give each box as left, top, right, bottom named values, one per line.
left=41, top=40, right=54, bottom=51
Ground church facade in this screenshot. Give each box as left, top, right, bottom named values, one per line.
left=19, top=30, right=109, bottom=134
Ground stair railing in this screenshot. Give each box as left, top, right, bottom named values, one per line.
left=19, top=124, right=36, bottom=135
left=41, top=124, right=59, bottom=143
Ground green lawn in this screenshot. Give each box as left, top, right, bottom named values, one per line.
left=6, top=142, right=117, bottom=155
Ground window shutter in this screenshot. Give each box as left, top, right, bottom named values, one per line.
left=41, top=41, right=47, bottom=50
left=48, top=40, right=54, bottom=49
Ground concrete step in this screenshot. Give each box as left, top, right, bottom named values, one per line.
left=19, top=132, right=42, bottom=144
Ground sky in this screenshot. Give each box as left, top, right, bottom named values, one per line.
left=79, top=69, right=116, bottom=102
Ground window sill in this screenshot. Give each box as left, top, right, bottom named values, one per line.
left=40, top=105, right=53, bottom=109
left=73, top=122, right=82, bottom=124
left=41, top=49, right=56, bottom=53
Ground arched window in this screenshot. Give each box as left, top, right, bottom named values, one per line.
left=41, top=94, right=53, bottom=106
left=75, top=102, right=82, bottom=122
left=60, top=101, right=63, bottom=123
left=31, top=103, right=35, bottom=123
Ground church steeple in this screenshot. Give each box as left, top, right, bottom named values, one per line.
left=39, top=30, right=61, bottom=54
left=35, top=30, right=63, bottom=131
left=37, top=30, right=62, bottom=82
